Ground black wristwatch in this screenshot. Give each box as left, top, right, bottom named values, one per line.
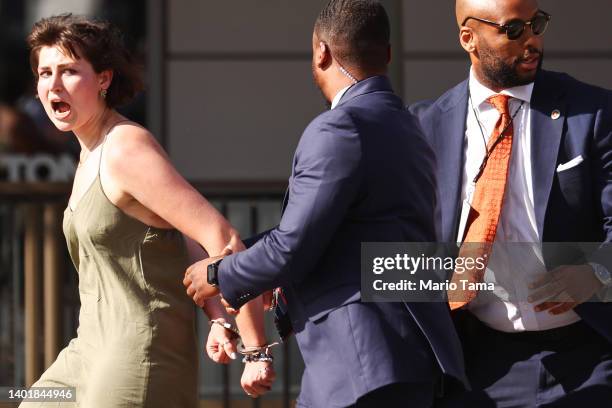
left=207, top=259, right=223, bottom=287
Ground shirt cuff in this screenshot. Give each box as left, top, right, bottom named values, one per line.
left=218, top=253, right=257, bottom=310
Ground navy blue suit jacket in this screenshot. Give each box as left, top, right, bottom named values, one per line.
left=219, top=76, right=467, bottom=406
left=409, top=69, right=612, bottom=343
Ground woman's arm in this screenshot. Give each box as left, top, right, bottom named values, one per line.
left=104, top=125, right=238, bottom=256
left=105, top=125, right=270, bottom=360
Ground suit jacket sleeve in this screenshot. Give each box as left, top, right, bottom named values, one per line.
left=218, top=110, right=363, bottom=309
left=243, top=229, right=273, bottom=248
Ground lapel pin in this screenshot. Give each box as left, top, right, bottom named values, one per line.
left=551, top=109, right=561, bottom=120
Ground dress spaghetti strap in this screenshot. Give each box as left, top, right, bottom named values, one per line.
left=98, top=119, right=132, bottom=175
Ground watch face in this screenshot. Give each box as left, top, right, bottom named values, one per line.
left=596, top=268, right=612, bottom=284
left=207, top=262, right=219, bottom=286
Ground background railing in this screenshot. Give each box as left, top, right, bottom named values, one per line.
left=0, top=182, right=303, bottom=408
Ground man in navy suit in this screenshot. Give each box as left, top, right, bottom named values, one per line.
left=410, top=0, right=612, bottom=405
left=183, top=1, right=467, bottom=406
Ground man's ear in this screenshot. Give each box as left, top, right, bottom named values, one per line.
left=459, top=27, right=476, bottom=53
left=316, top=41, right=333, bottom=70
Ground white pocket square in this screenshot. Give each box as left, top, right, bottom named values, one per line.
left=556, top=155, right=584, bottom=172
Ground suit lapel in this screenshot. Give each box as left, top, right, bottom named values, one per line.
left=530, top=71, right=567, bottom=239
left=436, top=81, right=469, bottom=242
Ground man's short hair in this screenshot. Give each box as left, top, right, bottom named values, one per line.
left=315, top=0, right=390, bottom=72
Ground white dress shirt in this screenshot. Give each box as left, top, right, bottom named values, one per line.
left=331, top=85, right=352, bottom=110
left=458, top=68, right=581, bottom=332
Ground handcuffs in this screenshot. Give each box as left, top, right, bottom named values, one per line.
left=209, top=319, right=279, bottom=363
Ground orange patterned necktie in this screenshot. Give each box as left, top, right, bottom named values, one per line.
left=448, top=94, right=514, bottom=310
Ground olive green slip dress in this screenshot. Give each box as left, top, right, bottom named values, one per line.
left=21, top=140, right=198, bottom=407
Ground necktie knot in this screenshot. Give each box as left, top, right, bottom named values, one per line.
left=487, top=94, right=511, bottom=116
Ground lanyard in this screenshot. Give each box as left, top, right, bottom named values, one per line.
left=468, top=90, right=524, bottom=184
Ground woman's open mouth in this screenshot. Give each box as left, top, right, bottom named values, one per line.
left=50, top=100, right=72, bottom=119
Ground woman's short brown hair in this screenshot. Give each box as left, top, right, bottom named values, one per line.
left=27, top=14, right=143, bottom=108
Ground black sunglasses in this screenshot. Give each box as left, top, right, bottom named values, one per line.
left=462, top=10, right=551, bottom=40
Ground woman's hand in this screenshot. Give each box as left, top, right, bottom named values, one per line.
left=241, top=361, right=276, bottom=398
left=227, top=231, right=247, bottom=254
left=205, top=319, right=238, bottom=364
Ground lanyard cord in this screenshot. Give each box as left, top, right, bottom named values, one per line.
left=468, top=90, right=524, bottom=184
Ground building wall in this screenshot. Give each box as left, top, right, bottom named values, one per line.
left=164, top=0, right=328, bottom=181
left=161, top=0, right=612, bottom=181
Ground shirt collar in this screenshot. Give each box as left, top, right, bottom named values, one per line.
left=331, top=85, right=352, bottom=109
left=469, top=67, right=534, bottom=108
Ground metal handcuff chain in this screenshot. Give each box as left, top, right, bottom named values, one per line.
left=209, top=319, right=280, bottom=363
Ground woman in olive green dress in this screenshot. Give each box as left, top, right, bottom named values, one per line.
left=21, top=14, right=274, bottom=407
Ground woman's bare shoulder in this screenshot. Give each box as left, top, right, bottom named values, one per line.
left=103, top=121, right=167, bottom=174
left=106, top=120, right=164, bottom=155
